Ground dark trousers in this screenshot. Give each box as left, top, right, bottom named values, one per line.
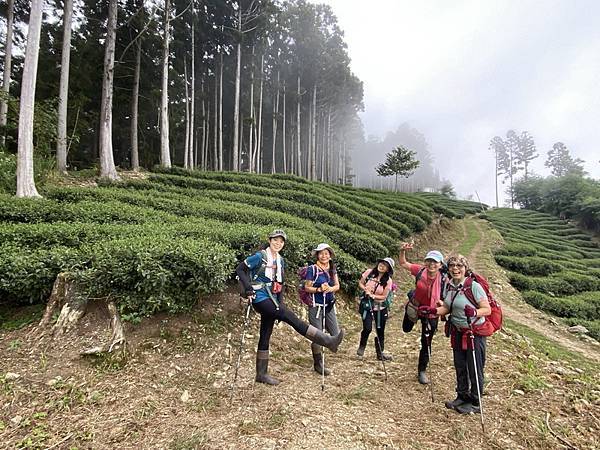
left=360, top=308, right=388, bottom=350
left=453, top=332, right=486, bottom=404
left=418, top=318, right=439, bottom=372
left=253, top=297, right=309, bottom=351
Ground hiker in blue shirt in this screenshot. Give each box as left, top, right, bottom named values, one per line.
left=302, top=243, right=341, bottom=376
left=236, top=230, right=345, bottom=386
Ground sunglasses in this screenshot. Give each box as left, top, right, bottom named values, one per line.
left=448, top=263, right=465, bottom=268
left=424, top=259, right=440, bottom=264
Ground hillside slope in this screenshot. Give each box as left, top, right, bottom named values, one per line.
left=1, top=216, right=598, bottom=449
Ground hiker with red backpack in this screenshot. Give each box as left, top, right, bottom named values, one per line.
left=236, top=230, right=345, bottom=386
left=356, top=257, right=395, bottom=361
left=418, top=254, right=492, bottom=416
left=398, top=243, right=447, bottom=385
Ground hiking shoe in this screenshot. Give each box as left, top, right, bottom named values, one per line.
left=444, top=397, right=468, bottom=410
left=455, top=402, right=480, bottom=414
left=377, top=353, right=393, bottom=361
left=418, top=371, right=430, bottom=385
left=356, top=345, right=366, bottom=357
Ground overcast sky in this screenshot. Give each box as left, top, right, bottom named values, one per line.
left=312, top=0, right=600, bottom=205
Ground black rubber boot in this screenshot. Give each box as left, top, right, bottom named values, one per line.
left=255, top=350, right=280, bottom=386
left=305, top=325, right=344, bottom=353
left=375, top=337, right=392, bottom=361
left=312, top=352, right=331, bottom=376
left=357, top=333, right=368, bottom=356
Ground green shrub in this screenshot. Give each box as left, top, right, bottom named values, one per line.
left=522, top=291, right=600, bottom=320
left=494, top=255, right=562, bottom=276
left=495, top=243, right=538, bottom=257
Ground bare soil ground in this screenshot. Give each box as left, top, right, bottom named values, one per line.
left=1, top=217, right=599, bottom=449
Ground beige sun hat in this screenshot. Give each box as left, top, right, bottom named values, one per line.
left=312, top=243, right=335, bottom=258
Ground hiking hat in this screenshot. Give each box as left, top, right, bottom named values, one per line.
left=424, top=250, right=444, bottom=263
left=268, top=229, right=287, bottom=241
left=377, top=257, right=395, bottom=275
left=312, top=243, right=335, bottom=259
left=447, top=254, right=469, bottom=270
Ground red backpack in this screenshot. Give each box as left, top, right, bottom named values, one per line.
left=462, top=271, right=503, bottom=335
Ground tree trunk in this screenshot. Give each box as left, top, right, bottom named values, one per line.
left=56, top=0, right=73, bottom=174
left=189, top=14, right=195, bottom=168
left=231, top=8, right=242, bottom=171
left=16, top=0, right=44, bottom=197
left=271, top=70, right=279, bottom=174
left=159, top=0, right=172, bottom=168
left=248, top=46, right=255, bottom=172
left=130, top=38, right=141, bottom=171
left=282, top=81, right=286, bottom=173
left=213, top=66, right=218, bottom=170
left=200, top=77, right=206, bottom=170
left=256, top=54, right=264, bottom=173
left=320, top=111, right=326, bottom=182
left=218, top=53, right=223, bottom=171
left=183, top=58, right=190, bottom=168
left=0, top=0, right=14, bottom=148
left=98, top=0, right=119, bottom=180
left=495, top=150, right=499, bottom=208
left=296, top=75, right=301, bottom=177
left=326, top=107, right=332, bottom=182
left=310, top=85, right=317, bottom=180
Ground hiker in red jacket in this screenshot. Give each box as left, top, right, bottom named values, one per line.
left=419, top=254, right=491, bottom=414
left=398, top=243, right=447, bottom=384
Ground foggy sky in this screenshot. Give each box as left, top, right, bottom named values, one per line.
left=313, top=0, right=600, bottom=205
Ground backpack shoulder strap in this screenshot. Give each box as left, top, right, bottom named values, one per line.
left=461, top=276, right=479, bottom=308
left=312, top=264, right=320, bottom=282
left=415, top=266, right=426, bottom=283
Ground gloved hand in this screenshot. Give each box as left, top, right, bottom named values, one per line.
left=464, top=305, right=477, bottom=318
left=418, top=305, right=437, bottom=317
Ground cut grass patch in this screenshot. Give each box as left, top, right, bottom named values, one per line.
left=504, top=318, right=600, bottom=373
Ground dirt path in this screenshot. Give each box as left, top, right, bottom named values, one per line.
left=1, top=217, right=599, bottom=449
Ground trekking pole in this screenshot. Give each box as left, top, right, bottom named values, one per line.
left=229, top=300, right=252, bottom=404
left=321, top=303, right=326, bottom=392
left=369, top=298, right=388, bottom=382
left=425, top=320, right=435, bottom=403
left=466, top=315, right=485, bottom=432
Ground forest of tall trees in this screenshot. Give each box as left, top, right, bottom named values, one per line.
left=0, top=0, right=364, bottom=193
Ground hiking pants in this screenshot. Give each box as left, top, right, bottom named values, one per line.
left=308, top=304, right=339, bottom=354
left=253, top=296, right=309, bottom=351
left=359, top=307, right=388, bottom=349
left=418, top=318, right=439, bottom=372
left=453, top=332, right=486, bottom=404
